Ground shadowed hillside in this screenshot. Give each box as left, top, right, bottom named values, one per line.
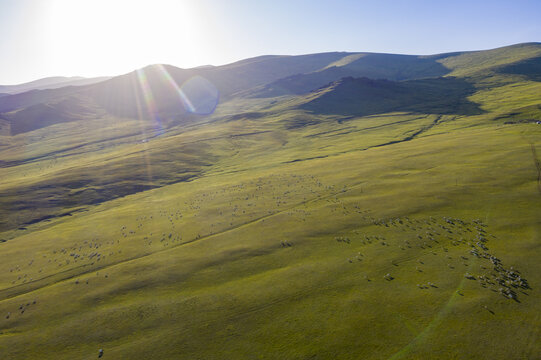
left=0, top=53, right=351, bottom=134
left=497, top=55, right=541, bottom=81
left=301, top=76, right=483, bottom=116
left=4, top=96, right=106, bottom=135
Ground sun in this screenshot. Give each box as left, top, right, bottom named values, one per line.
left=44, top=0, right=208, bottom=77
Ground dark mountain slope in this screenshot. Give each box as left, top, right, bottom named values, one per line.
left=87, top=52, right=353, bottom=118
left=0, top=86, right=85, bottom=114
left=0, top=53, right=352, bottom=134
left=198, top=52, right=351, bottom=96
left=5, top=96, right=107, bottom=135
left=0, top=53, right=350, bottom=115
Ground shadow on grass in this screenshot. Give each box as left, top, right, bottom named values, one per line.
left=497, top=56, right=541, bottom=82
left=301, top=76, right=484, bottom=117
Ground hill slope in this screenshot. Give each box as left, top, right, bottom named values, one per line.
left=0, top=43, right=540, bottom=360
left=252, top=52, right=452, bottom=97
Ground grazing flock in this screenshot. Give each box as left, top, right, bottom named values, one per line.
left=336, top=213, right=531, bottom=304
left=2, top=172, right=530, bottom=325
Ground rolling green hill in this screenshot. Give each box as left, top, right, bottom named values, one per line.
left=0, top=43, right=540, bottom=359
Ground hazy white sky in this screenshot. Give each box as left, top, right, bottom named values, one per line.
left=0, top=0, right=540, bottom=84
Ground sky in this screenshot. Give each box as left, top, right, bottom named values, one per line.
left=0, top=0, right=540, bottom=84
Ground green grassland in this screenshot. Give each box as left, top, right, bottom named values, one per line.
left=0, top=44, right=540, bottom=359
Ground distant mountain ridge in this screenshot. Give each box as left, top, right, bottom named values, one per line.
left=0, top=76, right=112, bottom=94
left=0, top=42, right=539, bottom=135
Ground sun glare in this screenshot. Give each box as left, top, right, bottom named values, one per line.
left=45, top=0, right=208, bottom=77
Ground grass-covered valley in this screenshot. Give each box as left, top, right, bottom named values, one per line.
left=0, top=43, right=540, bottom=359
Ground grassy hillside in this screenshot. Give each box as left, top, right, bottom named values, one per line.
left=252, top=53, right=451, bottom=97
left=436, top=42, right=541, bottom=77
left=0, top=43, right=540, bottom=359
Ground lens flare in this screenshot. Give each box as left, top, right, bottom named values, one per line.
left=179, top=75, right=219, bottom=115
left=135, top=68, right=157, bottom=118
left=132, top=71, right=155, bottom=182
left=155, top=65, right=196, bottom=113
left=135, top=68, right=164, bottom=135
left=156, top=65, right=219, bottom=115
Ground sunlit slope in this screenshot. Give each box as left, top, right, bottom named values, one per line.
left=0, top=109, right=443, bottom=233
left=436, top=42, right=541, bottom=78
left=1, top=58, right=540, bottom=232
left=0, top=118, right=539, bottom=359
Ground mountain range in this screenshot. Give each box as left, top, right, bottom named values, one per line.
left=1, top=43, right=539, bottom=136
